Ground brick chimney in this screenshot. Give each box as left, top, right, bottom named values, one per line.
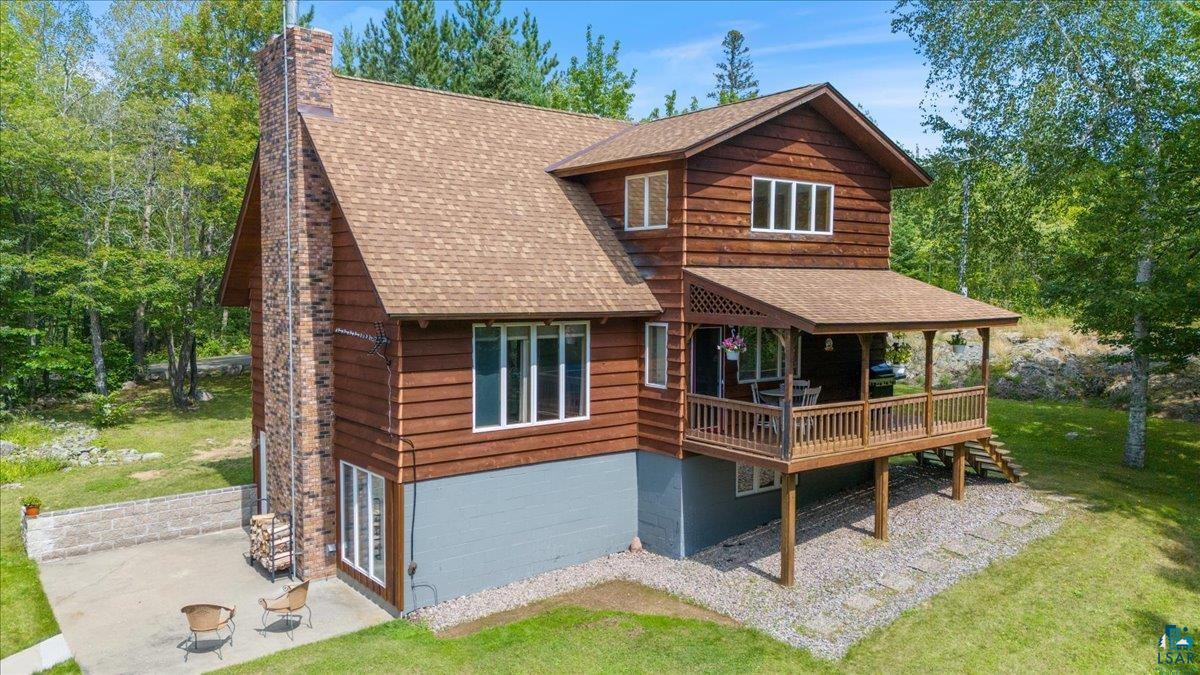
left=255, top=26, right=336, bottom=580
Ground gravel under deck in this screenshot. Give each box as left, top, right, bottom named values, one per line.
left=412, top=463, right=1067, bottom=658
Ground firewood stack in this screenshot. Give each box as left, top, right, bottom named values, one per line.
left=249, top=513, right=291, bottom=577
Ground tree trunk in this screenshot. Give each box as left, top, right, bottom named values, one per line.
left=958, top=169, right=971, bottom=297
left=133, top=302, right=147, bottom=379
left=188, top=337, right=199, bottom=399
left=166, top=329, right=193, bottom=409
left=1122, top=257, right=1153, bottom=469
left=87, top=307, right=108, bottom=395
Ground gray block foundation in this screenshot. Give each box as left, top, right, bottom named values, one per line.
left=637, top=451, right=872, bottom=557
left=403, top=452, right=638, bottom=612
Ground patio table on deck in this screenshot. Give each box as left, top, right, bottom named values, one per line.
left=759, top=384, right=810, bottom=406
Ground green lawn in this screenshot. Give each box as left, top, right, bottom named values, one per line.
left=225, top=399, right=1199, bottom=674
left=0, top=376, right=252, bottom=658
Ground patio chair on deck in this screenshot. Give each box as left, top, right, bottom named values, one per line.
left=180, top=604, right=236, bottom=661
left=794, top=386, right=822, bottom=442
left=259, top=579, right=311, bottom=639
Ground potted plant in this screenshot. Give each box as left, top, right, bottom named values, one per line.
left=21, top=495, right=42, bottom=518
left=886, top=335, right=912, bottom=379
left=718, top=335, right=747, bottom=361
left=947, top=331, right=968, bottom=355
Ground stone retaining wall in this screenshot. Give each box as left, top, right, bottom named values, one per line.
left=23, top=485, right=255, bottom=562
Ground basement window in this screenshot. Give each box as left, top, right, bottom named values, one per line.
left=473, top=322, right=589, bottom=430
left=624, top=171, right=668, bottom=230
left=750, top=177, right=834, bottom=234
left=735, top=463, right=781, bottom=497
left=340, top=462, right=385, bottom=585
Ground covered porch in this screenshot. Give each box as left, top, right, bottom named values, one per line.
left=680, top=267, right=1020, bottom=585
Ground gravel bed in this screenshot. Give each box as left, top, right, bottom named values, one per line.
left=412, top=464, right=1067, bottom=659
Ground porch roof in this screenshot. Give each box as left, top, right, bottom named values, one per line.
left=685, top=267, right=1020, bottom=334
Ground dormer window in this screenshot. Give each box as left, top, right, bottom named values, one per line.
left=750, top=177, right=834, bottom=234
left=624, top=171, right=668, bottom=230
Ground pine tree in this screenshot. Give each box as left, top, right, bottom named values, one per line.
left=709, top=29, right=758, bottom=104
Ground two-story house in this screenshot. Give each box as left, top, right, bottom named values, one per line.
left=219, top=26, right=1020, bottom=614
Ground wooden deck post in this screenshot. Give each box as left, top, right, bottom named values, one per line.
left=780, top=472, right=797, bottom=586
left=979, top=327, right=990, bottom=426
left=923, top=330, right=936, bottom=436
left=779, top=328, right=795, bottom=459
left=858, top=333, right=871, bottom=446
left=952, top=442, right=966, bottom=501
left=873, top=457, right=889, bottom=541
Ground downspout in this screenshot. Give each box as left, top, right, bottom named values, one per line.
left=283, top=0, right=299, bottom=576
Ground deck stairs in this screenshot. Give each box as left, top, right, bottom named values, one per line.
left=914, top=436, right=1027, bottom=483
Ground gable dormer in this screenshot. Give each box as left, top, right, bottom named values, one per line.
left=555, top=84, right=930, bottom=273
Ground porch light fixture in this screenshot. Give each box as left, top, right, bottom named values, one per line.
left=824, top=337, right=834, bottom=352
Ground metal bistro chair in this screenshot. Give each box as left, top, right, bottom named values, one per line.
left=180, top=604, right=236, bottom=661
left=259, top=579, right=312, bottom=640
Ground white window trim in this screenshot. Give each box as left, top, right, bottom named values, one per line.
left=644, top=322, right=668, bottom=389
left=749, top=176, right=835, bottom=235
left=339, top=461, right=386, bottom=585
left=624, top=171, right=669, bottom=230
left=735, top=464, right=782, bottom=497
left=471, top=321, right=591, bottom=432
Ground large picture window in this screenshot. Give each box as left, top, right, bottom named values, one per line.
left=645, top=322, right=668, bottom=389
left=736, top=326, right=782, bottom=383
left=624, top=171, right=668, bottom=230
left=750, top=177, right=834, bottom=234
left=340, top=462, right=385, bottom=585
left=474, top=322, right=589, bottom=430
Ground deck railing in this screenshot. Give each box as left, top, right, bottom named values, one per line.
left=685, top=393, right=781, bottom=457
left=686, top=388, right=987, bottom=461
left=932, top=386, right=986, bottom=433
left=791, top=400, right=863, bottom=458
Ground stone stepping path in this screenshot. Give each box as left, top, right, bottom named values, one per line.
left=1021, top=500, right=1050, bottom=514
left=968, top=524, right=1005, bottom=542
left=999, top=512, right=1034, bottom=528
left=802, top=616, right=841, bottom=636
left=909, top=556, right=946, bottom=574
left=943, top=539, right=977, bottom=557
left=843, top=593, right=881, bottom=612
left=876, top=572, right=915, bottom=593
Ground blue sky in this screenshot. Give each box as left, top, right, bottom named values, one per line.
left=310, top=0, right=939, bottom=151
left=83, top=0, right=939, bottom=150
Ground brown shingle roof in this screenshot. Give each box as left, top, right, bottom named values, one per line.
left=548, top=86, right=822, bottom=174
left=301, top=76, right=660, bottom=319
left=546, top=84, right=931, bottom=187
left=686, top=267, right=1020, bottom=333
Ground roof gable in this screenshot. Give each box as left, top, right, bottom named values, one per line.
left=299, top=76, right=660, bottom=318
left=548, top=84, right=931, bottom=188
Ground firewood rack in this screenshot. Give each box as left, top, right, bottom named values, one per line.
left=247, top=511, right=294, bottom=582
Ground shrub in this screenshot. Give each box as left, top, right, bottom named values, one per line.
left=82, top=393, right=133, bottom=428
left=0, top=458, right=65, bottom=483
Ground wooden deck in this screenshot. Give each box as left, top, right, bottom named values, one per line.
left=684, top=387, right=990, bottom=472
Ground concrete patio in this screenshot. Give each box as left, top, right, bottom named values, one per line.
left=38, top=527, right=392, bottom=673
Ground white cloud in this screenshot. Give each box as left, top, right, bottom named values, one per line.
left=755, top=28, right=905, bottom=56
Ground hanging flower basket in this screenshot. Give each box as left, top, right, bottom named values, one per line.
left=718, top=335, right=747, bottom=361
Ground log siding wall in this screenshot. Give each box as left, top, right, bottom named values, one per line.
left=577, top=105, right=895, bottom=459
left=395, top=318, right=642, bottom=479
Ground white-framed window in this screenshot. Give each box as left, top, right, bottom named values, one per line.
left=644, top=322, right=668, bottom=389
left=624, top=171, right=668, bottom=230
left=736, top=327, right=803, bottom=384
left=735, top=463, right=781, bottom=497
left=473, top=321, right=589, bottom=431
left=750, top=177, right=834, bottom=234
left=340, top=461, right=386, bottom=585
